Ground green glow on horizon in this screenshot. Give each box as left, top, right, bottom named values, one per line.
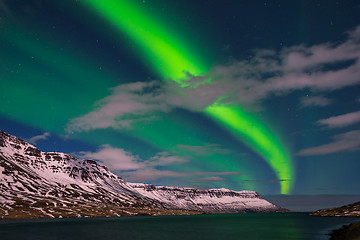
left=83, top=0, right=294, bottom=194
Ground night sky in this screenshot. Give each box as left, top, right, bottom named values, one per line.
left=1, top=0, right=360, bottom=201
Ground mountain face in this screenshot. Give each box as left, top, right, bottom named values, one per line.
left=0, top=130, right=285, bottom=218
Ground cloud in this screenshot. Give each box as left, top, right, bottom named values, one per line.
left=243, top=178, right=290, bottom=183
left=67, top=81, right=171, bottom=132
left=78, top=146, right=191, bottom=171
left=65, top=78, right=233, bottom=132
left=27, top=132, right=51, bottom=145
left=145, top=152, right=188, bottom=166
left=190, top=171, right=246, bottom=176
left=66, top=78, right=230, bottom=132
left=317, top=110, right=360, bottom=128
left=77, top=144, right=246, bottom=182
left=194, top=177, right=224, bottom=181
left=187, top=25, right=360, bottom=109
left=122, top=169, right=185, bottom=182
left=167, top=25, right=360, bottom=111
left=76, top=145, right=189, bottom=176
left=123, top=170, right=245, bottom=182
left=297, top=130, right=360, bottom=156
left=77, top=145, right=143, bottom=170
left=300, top=96, right=332, bottom=107
left=67, top=25, right=360, bottom=131
left=65, top=80, right=206, bottom=132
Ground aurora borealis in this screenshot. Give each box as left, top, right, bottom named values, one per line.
left=82, top=0, right=294, bottom=194
left=1, top=0, right=360, bottom=205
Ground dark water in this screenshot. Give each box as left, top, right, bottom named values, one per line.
left=0, top=213, right=358, bottom=240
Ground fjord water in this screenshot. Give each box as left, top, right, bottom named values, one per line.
left=0, top=213, right=358, bottom=240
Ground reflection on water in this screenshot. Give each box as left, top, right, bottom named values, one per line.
left=0, top=213, right=358, bottom=240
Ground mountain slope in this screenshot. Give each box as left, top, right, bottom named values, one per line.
left=0, top=130, right=285, bottom=218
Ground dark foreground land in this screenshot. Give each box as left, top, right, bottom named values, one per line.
left=310, top=201, right=360, bottom=217
left=310, top=201, right=360, bottom=240
left=329, top=221, right=360, bottom=240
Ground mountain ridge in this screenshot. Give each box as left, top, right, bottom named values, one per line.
left=0, top=130, right=286, bottom=219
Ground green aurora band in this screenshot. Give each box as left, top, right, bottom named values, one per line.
left=83, top=0, right=294, bottom=194
left=82, top=1, right=208, bottom=83
left=205, top=105, right=293, bottom=194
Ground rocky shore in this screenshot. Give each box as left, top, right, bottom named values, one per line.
left=310, top=201, right=360, bottom=217
left=310, top=201, right=360, bottom=239
left=329, top=221, right=360, bottom=240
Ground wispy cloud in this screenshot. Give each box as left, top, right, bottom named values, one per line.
left=190, top=171, right=246, bottom=176
left=77, top=145, right=143, bottom=170
left=194, top=177, right=224, bottom=181
left=297, top=130, right=360, bottom=156
left=123, top=170, right=245, bottom=182
left=76, top=143, right=245, bottom=182
left=317, top=110, right=360, bottom=128
left=27, top=132, right=51, bottom=145
left=66, top=78, right=228, bottom=132
left=78, top=145, right=192, bottom=171
left=176, top=25, right=360, bottom=110
left=144, top=152, right=188, bottom=166
left=67, top=25, right=360, bottom=131
left=122, top=169, right=185, bottom=182
left=300, top=96, right=333, bottom=107
left=243, top=178, right=289, bottom=183
left=67, top=81, right=171, bottom=132
left=77, top=145, right=190, bottom=180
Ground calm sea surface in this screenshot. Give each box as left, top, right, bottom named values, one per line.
left=0, top=213, right=358, bottom=240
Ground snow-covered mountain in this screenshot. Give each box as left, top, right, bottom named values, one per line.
left=129, top=183, right=283, bottom=213
left=0, top=130, right=286, bottom=218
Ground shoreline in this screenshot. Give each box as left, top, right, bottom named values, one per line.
left=329, top=221, right=360, bottom=240
left=0, top=205, right=205, bottom=219
left=0, top=210, right=294, bottom=220
left=309, top=201, right=360, bottom=240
